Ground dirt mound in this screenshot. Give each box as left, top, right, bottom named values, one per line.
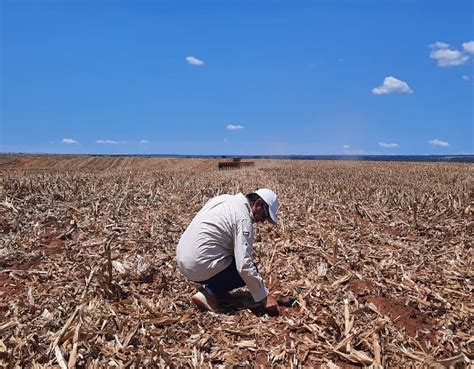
left=366, top=296, right=435, bottom=342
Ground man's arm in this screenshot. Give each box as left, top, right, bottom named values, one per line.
left=234, top=219, right=269, bottom=302
left=234, top=219, right=280, bottom=315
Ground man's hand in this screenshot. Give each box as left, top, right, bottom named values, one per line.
left=262, top=294, right=279, bottom=315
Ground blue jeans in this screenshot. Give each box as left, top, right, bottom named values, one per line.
left=199, top=258, right=245, bottom=297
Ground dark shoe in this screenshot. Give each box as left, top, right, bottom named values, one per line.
left=191, top=290, right=218, bottom=312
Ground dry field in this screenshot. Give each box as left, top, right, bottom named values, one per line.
left=0, top=155, right=472, bottom=368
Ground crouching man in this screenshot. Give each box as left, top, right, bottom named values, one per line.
left=176, top=189, right=280, bottom=315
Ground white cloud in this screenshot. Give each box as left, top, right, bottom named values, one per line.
left=462, top=41, right=474, bottom=54
left=227, top=124, right=244, bottom=130
left=431, top=49, right=469, bottom=67
left=429, top=42, right=470, bottom=67
left=223, top=138, right=228, bottom=142
left=432, top=41, right=450, bottom=49
left=429, top=138, right=450, bottom=147
left=96, top=139, right=126, bottom=144
left=186, top=56, right=204, bottom=66
left=379, top=142, right=399, bottom=148
left=139, top=140, right=149, bottom=144
left=343, top=145, right=350, bottom=149
left=462, top=75, right=471, bottom=81
left=62, top=138, right=78, bottom=144
left=372, top=76, right=413, bottom=95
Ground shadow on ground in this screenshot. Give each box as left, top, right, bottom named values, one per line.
left=218, top=290, right=297, bottom=317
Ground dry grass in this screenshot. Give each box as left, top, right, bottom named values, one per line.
left=0, top=155, right=472, bottom=367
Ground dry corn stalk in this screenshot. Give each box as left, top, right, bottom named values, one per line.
left=0, top=155, right=472, bottom=367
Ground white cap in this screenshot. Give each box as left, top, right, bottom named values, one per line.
left=254, top=188, right=279, bottom=224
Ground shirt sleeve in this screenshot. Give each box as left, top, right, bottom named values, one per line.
left=233, top=219, right=269, bottom=302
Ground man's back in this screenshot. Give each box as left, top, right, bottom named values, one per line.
left=176, top=193, right=254, bottom=281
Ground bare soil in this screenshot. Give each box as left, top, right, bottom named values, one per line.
left=0, top=154, right=472, bottom=368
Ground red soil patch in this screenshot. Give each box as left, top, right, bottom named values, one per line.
left=0, top=238, right=60, bottom=305
left=7, top=261, right=39, bottom=270
left=349, top=279, right=436, bottom=346
left=0, top=273, right=29, bottom=305
left=255, top=354, right=270, bottom=367
left=365, top=296, right=435, bottom=343
left=348, top=279, right=376, bottom=296
left=0, top=274, right=16, bottom=300
left=42, top=239, right=64, bottom=256
left=278, top=306, right=293, bottom=317
left=0, top=261, right=40, bottom=303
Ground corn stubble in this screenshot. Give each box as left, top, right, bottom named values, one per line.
left=0, top=156, right=472, bottom=368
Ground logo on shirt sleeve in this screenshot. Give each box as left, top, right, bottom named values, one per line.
left=240, top=220, right=253, bottom=244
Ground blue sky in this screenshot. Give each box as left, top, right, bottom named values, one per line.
left=1, top=0, right=473, bottom=155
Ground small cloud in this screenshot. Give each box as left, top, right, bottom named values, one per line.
left=372, top=76, right=413, bottom=95
left=462, top=75, right=471, bottom=81
left=429, top=42, right=470, bottom=67
left=139, top=140, right=149, bottom=144
left=462, top=41, right=474, bottom=54
left=343, top=145, right=350, bottom=149
left=96, top=139, right=126, bottom=144
left=227, top=124, right=244, bottom=130
left=431, top=41, right=450, bottom=49
left=379, top=142, right=399, bottom=148
left=339, top=58, right=344, bottom=63
left=223, top=138, right=228, bottom=142
left=62, top=138, right=78, bottom=144
left=186, top=56, right=204, bottom=66
left=429, top=138, right=450, bottom=147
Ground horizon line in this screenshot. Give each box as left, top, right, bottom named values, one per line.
left=1, top=152, right=473, bottom=163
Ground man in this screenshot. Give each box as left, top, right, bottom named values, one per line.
left=176, top=188, right=280, bottom=314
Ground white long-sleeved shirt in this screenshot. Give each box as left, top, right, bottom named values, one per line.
left=176, top=193, right=268, bottom=302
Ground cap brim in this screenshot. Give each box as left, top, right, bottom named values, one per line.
left=269, top=210, right=277, bottom=224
